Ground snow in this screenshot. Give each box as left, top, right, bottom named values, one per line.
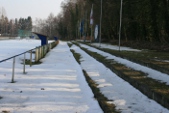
left=91, top=43, right=141, bottom=51
left=0, top=39, right=39, bottom=61
left=79, top=43, right=169, bottom=85
left=71, top=44, right=169, bottom=113
left=0, top=40, right=102, bottom=113
left=0, top=39, right=169, bottom=113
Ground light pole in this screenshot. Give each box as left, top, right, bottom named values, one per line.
left=99, top=0, right=102, bottom=47
left=119, top=0, right=123, bottom=51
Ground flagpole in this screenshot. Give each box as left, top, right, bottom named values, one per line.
left=119, top=0, right=123, bottom=51
left=90, top=4, right=93, bottom=43
left=91, top=25, right=92, bottom=42
left=99, top=0, right=102, bottom=47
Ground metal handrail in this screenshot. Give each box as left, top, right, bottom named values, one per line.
left=0, top=47, right=37, bottom=63
left=0, top=41, right=57, bottom=83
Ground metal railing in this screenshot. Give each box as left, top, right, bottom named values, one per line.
left=0, top=41, right=57, bottom=83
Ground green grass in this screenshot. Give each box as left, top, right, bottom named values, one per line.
left=67, top=43, right=73, bottom=47
left=70, top=46, right=120, bottom=113
left=79, top=42, right=169, bottom=75
left=81, top=46, right=169, bottom=94
left=21, top=59, right=42, bottom=66
left=73, top=42, right=169, bottom=109
left=70, top=49, right=81, bottom=64
left=83, top=70, right=119, bottom=113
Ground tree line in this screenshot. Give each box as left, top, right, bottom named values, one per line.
left=32, top=0, right=169, bottom=47
left=0, top=8, right=32, bottom=37
left=59, top=0, right=169, bottom=43
left=1, top=0, right=169, bottom=45
left=34, top=13, right=58, bottom=39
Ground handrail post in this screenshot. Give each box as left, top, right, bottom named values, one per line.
left=11, top=57, right=15, bottom=83
left=23, top=53, right=26, bottom=74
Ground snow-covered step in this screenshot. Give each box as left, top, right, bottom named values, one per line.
left=71, top=44, right=169, bottom=113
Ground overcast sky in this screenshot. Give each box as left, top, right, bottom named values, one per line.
left=0, top=0, right=64, bottom=21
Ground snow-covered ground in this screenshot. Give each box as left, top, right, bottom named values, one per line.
left=79, top=43, right=169, bottom=85
left=91, top=43, right=141, bottom=51
left=0, top=39, right=169, bottom=113
left=0, top=39, right=40, bottom=61
left=71, top=44, right=169, bottom=113
left=0, top=40, right=102, bottom=113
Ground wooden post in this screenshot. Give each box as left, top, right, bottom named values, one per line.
left=30, top=50, right=32, bottom=67
left=41, top=46, right=43, bottom=58
left=35, top=47, right=38, bottom=62
left=39, top=47, right=41, bottom=59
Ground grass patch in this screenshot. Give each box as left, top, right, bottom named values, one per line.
left=67, top=42, right=73, bottom=47
left=72, top=42, right=80, bottom=46
left=80, top=42, right=169, bottom=75
left=70, top=47, right=120, bottom=113
left=21, top=59, right=42, bottom=66
left=83, top=70, right=119, bottom=113
left=73, top=42, right=169, bottom=109
left=70, top=49, right=81, bottom=64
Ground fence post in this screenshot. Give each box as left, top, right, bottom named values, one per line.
left=49, top=43, right=51, bottom=50
left=39, top=47, right=42, bottom=59
left=30, top=50, right=32, bottom=67
left=23, top=53, right=26, bottom=74
left=11, top=57, right=15, bottom=83
left=41, top=46, right=43, bottom=58
left=41, top=46, right=43, bottom=57
left=43, top=46, right=44, bottom=57
left=44, top=45, right=46, bottom=56
left=47, top=44, right=49, bottom=52
left=37, top=47, right=40, bottom=60
left=35, top=47, right=38, bottom=62
left=46, top=45, right=48, bottom=54
left=45, top=45, right=47, bottom=55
